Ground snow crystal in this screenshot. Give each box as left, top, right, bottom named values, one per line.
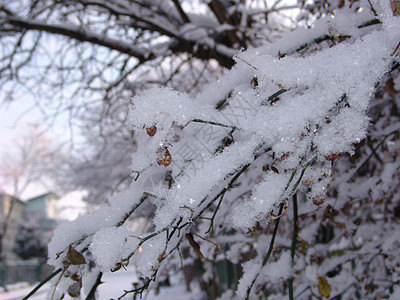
left=236, top=260, right=260, bottom=299
left=217, top=289, right=240, bottom=300
left=305, top=265, right=318, bottom=282
left=226, top=243, right=246, bottom=264
left=132, top=234, right=167, bottom=278
left=261, top=252, right=291, bottom=282
left=232, top=172, right=290, bottom=230
left=130, top=87, right=208, bottom=130
left=314, top=109, right=368, bottom=156
left=90, top=226, right=138, bottom=272
left=236, top=252, right=291, bottom=298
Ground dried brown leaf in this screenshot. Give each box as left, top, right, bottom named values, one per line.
left=146, top=126, right=157, bottom=136
left=318, top=276, right=331, bottom=298
left=385, top=78, right=396, bottom=98
left=185, top=233, right=204, bottom=259
left=391, top=0, right=400, bottom=15
left=63, top=245, right=86, bottom=265
left=156, top=147, right=172, bottom=167
left=67, top=281, right=81, bottom=298
left=312, top=197, right=325, bottom=206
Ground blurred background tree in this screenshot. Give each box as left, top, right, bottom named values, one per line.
left=0, top=127, right=61, bottom=266
left=0, top=127, right=61, bottom=198
left=13, top=223, right=47, bottom=262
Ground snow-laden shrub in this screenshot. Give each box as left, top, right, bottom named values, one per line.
left=26, top=1, right=400, bottom=299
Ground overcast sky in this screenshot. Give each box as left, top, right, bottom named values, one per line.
left=0, top=99, right=67, bottom=199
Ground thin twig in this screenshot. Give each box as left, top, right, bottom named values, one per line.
left=245, top=204, right=284, bottom=300
left=22, top=268, right=62, bottom=300
left=191, top=118, right=237, bottom=130
left=85, top=272, right=103, bottom=300
left=205, top=193, right=225, bottom=236
left=288, top=194, right=298, bottom=300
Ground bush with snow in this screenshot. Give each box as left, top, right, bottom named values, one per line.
left=25, top=1, right=400, bottom=299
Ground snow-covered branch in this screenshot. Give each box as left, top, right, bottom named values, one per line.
left=26, top=3, right=400, bottom=298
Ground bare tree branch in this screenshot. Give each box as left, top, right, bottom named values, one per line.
left=171, top=0, right=191, bottom=23
left=5, top=15, right=152, bottom=63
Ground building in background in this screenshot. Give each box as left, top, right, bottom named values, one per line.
left=0, top=193, right=25, bottom=262
left=1, top=192, right=59, bottom=288
left=24, top=193, right=58, bottom=232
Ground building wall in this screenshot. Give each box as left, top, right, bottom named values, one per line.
left=0, top=194, right=25, bottom=262
left=1, top=192, right=59, bottom=264
left=46, top=197, right=57, bottom=220
left=24, top=193, right=58, bottom=230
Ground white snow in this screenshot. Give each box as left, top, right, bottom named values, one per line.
left=44, top=4, right=400, bottom=299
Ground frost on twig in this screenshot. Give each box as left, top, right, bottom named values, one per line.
left=38, top=5, right=400, bottom=300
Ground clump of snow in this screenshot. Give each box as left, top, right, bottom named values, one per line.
left=314, top=109, right=369, bottom=156
left=236, top=260, right=260, bottom=298
left=90, top=226, right=138, bottom=272
left=132, top=234, right=167, bottom=278
left=305, top=265, right=318, bottom=282
left=48, top=183, right=143, bottom=268
left=130, top=87, right=210, bottom=129
left=237, top=252, right=291, bottom=298
left=261, top=251, right=291, bottom=282
left=232, top=172, right=290, bottom=230
left=217, top=289, right=240, bottom=300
